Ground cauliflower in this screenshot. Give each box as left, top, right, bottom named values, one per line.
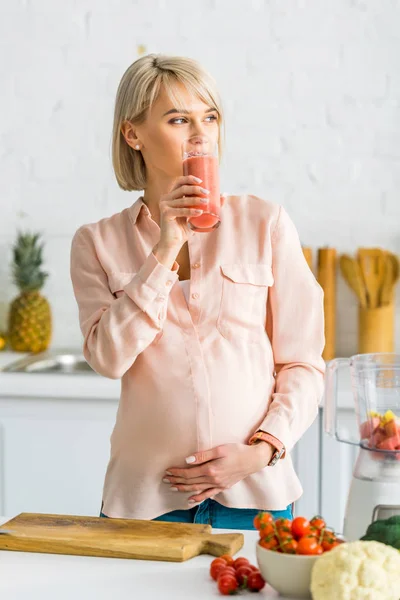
left=310, top=540, right=400, bottom=600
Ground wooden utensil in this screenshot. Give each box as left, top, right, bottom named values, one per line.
left=357, top=248, right=385, bottom=308
left=380, top=253, right=400, bottom=306
left=339, top=254, right=367, bottom=308
left=0, top=513, right=244, bottom=562
left=317, top=247, right=337, bottom=360
left=302, top=247, right=313, bottom=271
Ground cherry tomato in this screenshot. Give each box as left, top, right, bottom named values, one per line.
left=217, top=567, right=237, bottom=580
left=247, top=571, right=266, bottom=592
left=296, top=536, right=323, bottom=556
left=291, top=517, right=311, bottom=540
left=254, top=512, right=272, bottom=529
left=281, top=537, right=298, bottom=554
left=321, top=532, right=337, bottom=552
left=233, top=557, right=250, bottom=570
left=322, top=528, right=337, bottom=539
left=277, top=529, right=293, bottom=542
left=210, top=558, right=228, bottom=580
left=275, top=517, right=292, bottom=530
left=258, top=522, right=275, bottom=538
left=236, top=565, right=253, bottom=586
left=259, top=512, right=274, bottom=525
left=259, top=536, right=279, bottom=550
left=323, top=540, right=342, bottom=552
left=248, top=564, right=259, bottom=573
left=218, top=575, right=238, bottom=595
left=219, top=554, right=234, bottom=567
left=310, top=516, right=326, bottom=530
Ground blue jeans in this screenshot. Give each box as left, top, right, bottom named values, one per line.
left=99, top=499, right=293, bottom=530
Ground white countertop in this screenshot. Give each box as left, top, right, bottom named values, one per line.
left=0, top=351, right=29, bottom=370
left=0, top=351, right=121, bottom=400
left=0, top=516, right=307, bottom=600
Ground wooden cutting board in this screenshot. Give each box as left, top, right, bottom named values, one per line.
left=0, top=513, right=244, bottom=562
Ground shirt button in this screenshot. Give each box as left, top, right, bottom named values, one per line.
left=166, top=280, right=173, bottom=287
left=158, top=294, right=166, bottom=301
left=192, top=293, right=199, bottom=300
left=192, top=263, right=200, bottom=269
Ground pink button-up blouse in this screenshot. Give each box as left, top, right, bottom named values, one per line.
left=70, top=195, right=325, bottom=519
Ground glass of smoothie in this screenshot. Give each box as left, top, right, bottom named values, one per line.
left=182, top=137, right=221, bottom=232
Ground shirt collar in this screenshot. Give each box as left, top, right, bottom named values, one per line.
left=129, top=196, right=151, bottom=224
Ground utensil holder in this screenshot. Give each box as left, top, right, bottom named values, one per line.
left=358, top=303, right=395, bottom=353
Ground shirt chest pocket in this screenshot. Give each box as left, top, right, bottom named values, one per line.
left=217, top=264, right=274, bottom=344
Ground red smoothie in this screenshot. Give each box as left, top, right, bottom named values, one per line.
left=183, top=154, right=220, bottom=231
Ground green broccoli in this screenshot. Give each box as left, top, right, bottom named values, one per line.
left=360, top=515, right=400, bottom=550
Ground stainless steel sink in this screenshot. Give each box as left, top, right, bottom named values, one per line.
left=2, top=349, right=95, bottom=374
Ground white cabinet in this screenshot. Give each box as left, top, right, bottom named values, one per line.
left=291, top=413, right=321, bottom=519
left=293, top=408, right=359, bottom=534
left=0, top=395, right=117, bottom=517
left=320, top=409, right=359, bottom=533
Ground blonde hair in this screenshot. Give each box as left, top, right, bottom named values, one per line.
left=112, top=54, right=224, bottom=191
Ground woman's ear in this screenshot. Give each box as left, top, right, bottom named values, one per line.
left=121, top=121, right=142, bottom=150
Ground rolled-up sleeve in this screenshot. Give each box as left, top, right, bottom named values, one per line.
left=258, top=206, right=326, bottom=453
left=70, top=227, right=178, bottom=379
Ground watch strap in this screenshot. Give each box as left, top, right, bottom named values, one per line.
left=248, top=430, right=286, bottom=466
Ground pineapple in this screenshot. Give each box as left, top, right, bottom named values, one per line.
left=0, top=333, right=6, bottom=351
left=8, top=232, right=52, bottom=353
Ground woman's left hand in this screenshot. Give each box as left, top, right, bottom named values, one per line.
left=163, top=442, right=274, bottom=504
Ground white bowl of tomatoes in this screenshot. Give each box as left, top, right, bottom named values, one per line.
left=254, top=514, right=344, bottom=599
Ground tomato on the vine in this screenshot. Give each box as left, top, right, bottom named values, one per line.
left=259, top=536, right=279, bottom=550
left=233, top=557, right=250, bottom=570
left=321, top=531, right=337, bottom=552
left=275, top=517, right=292, bottom=530
left=236, top=564, right=253, bottom=586
left=258, top=522, right=275, bottom=538
left=277, top=529, right=293, bottom=541
left=253, top=514, right=261, bottom=530
left=218, top=567, right=236, bottom=580
left=259, top=512, right=274, bottom=525
left=210, top=558, right=228, bottom=581
left=310, top=516, right=326, bottom=530
left=281, top=537, right=298, bottom=554
left=296, top=536, right=323, bottom=556
left=219, top=554, right=234, bottom=567
left=291, top=516, right=311, bottom=539
left=247, top=571, right=266, bottom=592
left=248, top=564, right=259, bottom=573
left=218, top=575, right=238, bottom=595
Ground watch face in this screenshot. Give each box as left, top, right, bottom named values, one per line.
left=269, top=447, right=284, bottom=466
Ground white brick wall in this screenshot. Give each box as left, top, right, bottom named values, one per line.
left=1, top=0, right=399, bottom=356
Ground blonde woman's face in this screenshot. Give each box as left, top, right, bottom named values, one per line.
left=134, top=83, right=220, bottom=179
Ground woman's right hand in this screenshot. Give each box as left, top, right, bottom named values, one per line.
left=158, top=175, right=208, bottom=250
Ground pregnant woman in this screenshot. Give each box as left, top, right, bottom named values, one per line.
left=70, top=54, right=325, bottom=529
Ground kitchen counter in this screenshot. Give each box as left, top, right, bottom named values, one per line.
left=0, top=516, right=304, bottom=600
left=0, top=350, right=121, bottom=400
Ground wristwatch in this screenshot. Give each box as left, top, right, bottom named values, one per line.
left=267, top=445, right=286, bottom=466
left=248, top=430, right=286, bottom=467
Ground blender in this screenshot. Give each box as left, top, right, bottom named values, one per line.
left=324, top=353, right=400, bottom=541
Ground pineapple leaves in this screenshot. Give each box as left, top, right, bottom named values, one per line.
left=11, top=231, right=49, bottom=292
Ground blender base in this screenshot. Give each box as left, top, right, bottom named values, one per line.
left=343, top=476, right=400, bottom=541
